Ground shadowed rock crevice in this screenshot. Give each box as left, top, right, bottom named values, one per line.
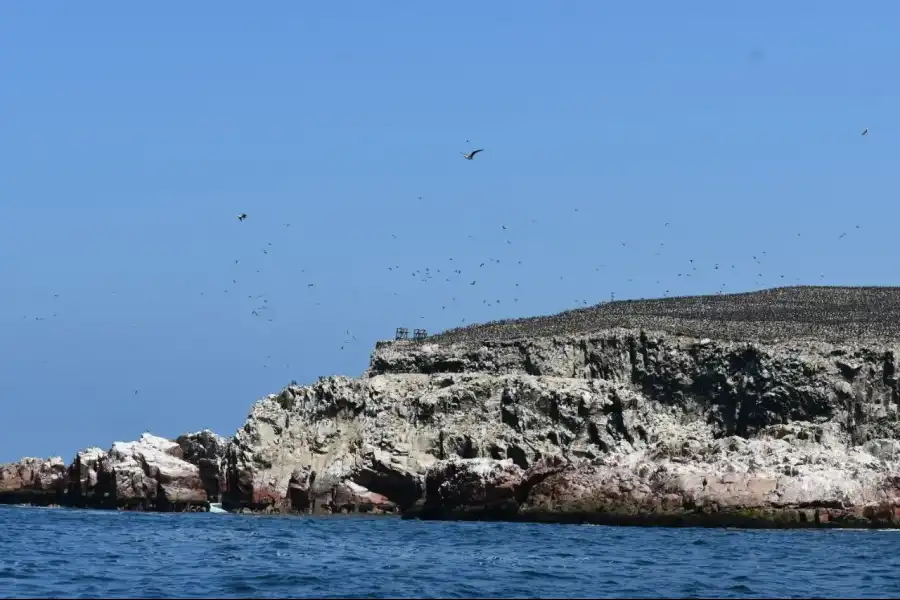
left=176, top=430, right=228, bottom=503
left=351, top=468, right=419, bottom=512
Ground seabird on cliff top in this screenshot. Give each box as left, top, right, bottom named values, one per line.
left=461, top=149, right=484, bottom=160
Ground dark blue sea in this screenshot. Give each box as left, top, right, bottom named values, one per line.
left=2, top=506, right=899, bottom=598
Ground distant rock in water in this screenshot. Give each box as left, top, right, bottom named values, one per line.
left=1, top=431, right=229, bottom=512
left=10, top=286, right=900, bottom=526
left=0, top=457, right=68, bottom=506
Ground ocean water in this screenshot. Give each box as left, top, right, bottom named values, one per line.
left=2, top=506, right=899, bottom=599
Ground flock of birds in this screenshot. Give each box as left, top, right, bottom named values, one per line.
left=18, top=125, right=876, bottom=385
left=232, top=130, right=871, bottom=343
left=229, top=146, right=489, bottom=352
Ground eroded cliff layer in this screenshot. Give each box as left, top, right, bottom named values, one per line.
left=224, top=291, right=900, bottom=526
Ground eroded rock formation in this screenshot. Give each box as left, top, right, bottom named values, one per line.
left=0, top=456, right=67, bottom=506
left=176, top=429, right=228, bottom=503
left=222, top=325, right=900, bottom=527
left=1, top=431, right=229, bottom=511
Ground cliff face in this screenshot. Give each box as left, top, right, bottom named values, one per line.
left=370, top=332, right=900, bottom=444
left=223, top=327, right=900, bottom=526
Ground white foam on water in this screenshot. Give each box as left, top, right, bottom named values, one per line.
left=208, top=503, right=228, bottom=514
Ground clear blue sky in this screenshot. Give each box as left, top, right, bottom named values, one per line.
left=1, top=2, right=897, bottom=462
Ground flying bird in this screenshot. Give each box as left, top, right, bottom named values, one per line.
left=461, top=149, right=484, bottom=160
left=237, top=213, right=248, bottom=221
left=861, top=128, right=868, bottom=136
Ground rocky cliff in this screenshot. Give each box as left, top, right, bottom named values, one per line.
left=222, top=287, right=900, bottom=527
left=1, top=430, right=228, bottom=511
left=9, top=286, right=900, bottom=527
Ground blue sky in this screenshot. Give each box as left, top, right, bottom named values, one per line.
left=1, top=1, right=897, bottom=462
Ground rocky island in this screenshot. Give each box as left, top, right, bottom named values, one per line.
left=6, top=286, right=900, bottom=528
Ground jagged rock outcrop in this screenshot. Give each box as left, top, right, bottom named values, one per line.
left=98, top=433, right=207, bottom=511
left=223, top=324, right=900, bottom=527
left=176, top=430, right=229, bottom=502
left=67, top=447, right=106, bottom=507
left=223, top=377, right=428, bottom=514
left=1, top=431, right=228, bottom=511
left=0, top=457, right=68, bottom=505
